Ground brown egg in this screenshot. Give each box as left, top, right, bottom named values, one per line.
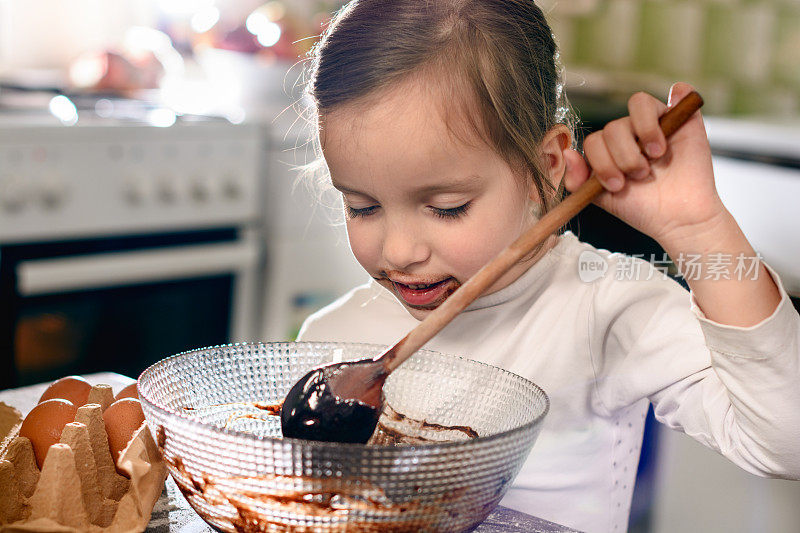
left=114, top=382, right=138, bottom=401
left=38, top=375, right=92, bottom=407
left=19, top=399, right=78, bottom=469
left=102, top=398, right=145, bottom=466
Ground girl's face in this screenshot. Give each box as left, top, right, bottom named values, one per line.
left=321, top=80, right=555, bottom=320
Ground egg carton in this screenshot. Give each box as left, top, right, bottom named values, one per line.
left=0, top=384, right=167, bottom=532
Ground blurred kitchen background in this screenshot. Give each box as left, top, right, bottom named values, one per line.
left=0, top=0, right=798, bottom=531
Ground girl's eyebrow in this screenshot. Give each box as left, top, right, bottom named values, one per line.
left=330, top=181, right=362, bottom=195
left=412, top=174, right=484, bottom=195
left=331, top=175, right=484, bottom=196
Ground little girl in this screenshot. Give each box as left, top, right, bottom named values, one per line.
left=294, top=1, right=800, bottom=531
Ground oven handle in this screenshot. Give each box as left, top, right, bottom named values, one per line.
left=17, top=240, right=260, bottom=296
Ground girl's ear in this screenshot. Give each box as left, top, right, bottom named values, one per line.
left=531, top=124, right=572, bottom=200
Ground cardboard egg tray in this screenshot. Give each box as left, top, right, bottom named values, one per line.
left=0, top=384, right=167, bottom=532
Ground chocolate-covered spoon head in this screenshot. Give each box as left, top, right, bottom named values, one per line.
left=280, top=359, right=388, bottom=443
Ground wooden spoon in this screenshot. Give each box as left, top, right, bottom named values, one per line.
left=281, top=91, right=704, bottom=443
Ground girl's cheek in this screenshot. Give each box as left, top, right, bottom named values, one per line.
left=454, top=219, right=514, bottom=270
left=438, top=223, right=491, bottom=272
left=346, top=223, right=381, bottom=272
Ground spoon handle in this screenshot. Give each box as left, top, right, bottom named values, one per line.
left=379, top=91, right=704, bottom=373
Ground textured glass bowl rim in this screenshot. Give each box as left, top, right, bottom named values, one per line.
left=137, top=341, right=550, bottom=451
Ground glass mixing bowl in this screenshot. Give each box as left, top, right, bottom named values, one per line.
left=138, top=342, right=549, bottom=532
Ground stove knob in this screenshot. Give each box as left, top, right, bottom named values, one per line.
left=188, top=175, right=211, bottom=202
left=221, top=174, right=242, bottom=200
left=123, top=176, right=149, bottom=205
left=0, top=178, right=28, bottom=212
left=38, top=179, right=69, bottom=209
left=156, top=176, right=179, bottom=204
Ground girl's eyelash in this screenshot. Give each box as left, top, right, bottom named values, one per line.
left=346, top=205, right=377, bottom=218
left=431, top=202, right=471, bottom=219
left=345, top=202, right=472, bottom=220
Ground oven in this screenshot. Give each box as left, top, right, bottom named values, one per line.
left=705, top=116, right=800, bottom=309
left=0, top=113, right=266, bottom=388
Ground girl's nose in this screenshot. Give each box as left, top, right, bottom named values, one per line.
left=381, top=217, right=430, bottom=270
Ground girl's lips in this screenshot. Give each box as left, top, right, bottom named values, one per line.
left=391, top=278, right=458, bottom=308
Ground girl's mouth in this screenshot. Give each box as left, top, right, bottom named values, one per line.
left=390, top=278, right=459, bottom=308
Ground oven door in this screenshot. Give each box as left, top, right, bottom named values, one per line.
left=1, top=231, right=262, bottom=387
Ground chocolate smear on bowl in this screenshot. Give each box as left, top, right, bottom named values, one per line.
left=369, top=403, right=479, bottom=445
left=183, top=401, right=282, bottom=416
left=160, top=409, right=489, bottom=532
left=181, top=399, right=479, bottom=444
left=164, top=451, right=448, bottom=532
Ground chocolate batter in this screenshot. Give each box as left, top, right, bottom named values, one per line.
left=280, top=361, right=385, bottom=444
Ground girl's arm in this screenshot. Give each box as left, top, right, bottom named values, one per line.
left=589, top=252, right=800, bottom=478
left=564, top=82, right=782, bottom=327
left=658, top=208, right=781, bottom=327
left=565, top=82, right=799, bottom=480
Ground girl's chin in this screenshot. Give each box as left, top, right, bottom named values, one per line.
left=403, top=305, right=435, bottom=320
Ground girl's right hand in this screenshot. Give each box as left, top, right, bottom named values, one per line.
left=563, top=82, right=726, bottom=251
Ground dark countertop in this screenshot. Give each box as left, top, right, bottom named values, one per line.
left=1, top=373, right=580, bottom=533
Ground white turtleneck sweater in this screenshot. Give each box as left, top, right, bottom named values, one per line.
left=297, top=231, right=800, bottom=533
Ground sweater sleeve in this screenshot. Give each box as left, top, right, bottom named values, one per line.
left=591, top=258, right=800, bottom=479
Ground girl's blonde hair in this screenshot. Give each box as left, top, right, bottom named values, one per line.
left=299, top=0, right=574, bottom=216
